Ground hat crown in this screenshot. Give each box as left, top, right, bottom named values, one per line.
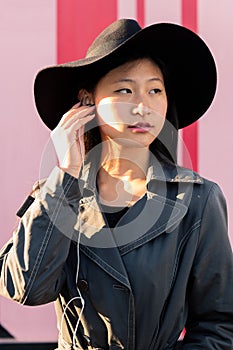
left=86, top=18, right=142, bottom=58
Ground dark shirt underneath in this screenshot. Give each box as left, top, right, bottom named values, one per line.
left=101, top=204, right=129, bottom=228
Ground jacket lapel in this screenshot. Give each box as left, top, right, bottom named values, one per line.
left=76, top=157, right=201, bottom=286
left=77, top=192, right=188, bottom=286
left=116, top=191, right=188, bottom=255
left=77, top=196, right=131, bottom=288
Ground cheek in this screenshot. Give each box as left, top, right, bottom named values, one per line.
left=163, top=99, right=168, bottom=117
left=96, top=99, right=132, bottom=126
left=157, top=96, right=168, bottom=118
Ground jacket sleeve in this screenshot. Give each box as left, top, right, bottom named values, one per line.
left=0, top=166, right=82, bottom=306
left=182, top=183, right=233, bottom=349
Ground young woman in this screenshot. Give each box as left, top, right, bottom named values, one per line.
left=0, top=19, right=232, bottom=350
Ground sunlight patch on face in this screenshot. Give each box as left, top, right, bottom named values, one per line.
left=96, top=100, right=165, bottom=143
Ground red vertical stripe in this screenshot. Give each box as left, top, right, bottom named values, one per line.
left=137, top=0, right=145, bottom=27
left=182, top=0, right=197, bottom=32
left=181, top=0, right=198, bottom=171
left=57, top=0, right=117, bottom=64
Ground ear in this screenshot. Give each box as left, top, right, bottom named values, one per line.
left=78, top=89, right=94, bottom=106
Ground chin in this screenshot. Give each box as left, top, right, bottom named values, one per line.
left=114, top=137, right=151, bottom=149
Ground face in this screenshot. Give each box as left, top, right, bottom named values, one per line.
left=91, top=58, right=168, bottom=148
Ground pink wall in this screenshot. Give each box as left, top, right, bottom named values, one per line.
left=0, top=0, right=232, bottom=342
left=0, top=0, right=57, bottom=341
left=198, top=0, right=233, bottom=246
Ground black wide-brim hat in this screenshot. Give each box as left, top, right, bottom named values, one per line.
left=34, top=18, right=217, bottom=130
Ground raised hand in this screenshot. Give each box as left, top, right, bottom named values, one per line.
left=51, top=102, right=96, bottom=178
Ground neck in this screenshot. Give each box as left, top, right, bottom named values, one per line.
left=97, top=139, right=149, bottom=206
left=99, top=139, right=150, bottom=180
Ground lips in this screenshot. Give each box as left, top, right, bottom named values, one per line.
left=128, top=122, right=153, bottom=132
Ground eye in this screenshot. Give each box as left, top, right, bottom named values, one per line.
left=115, top=88, right=132, bottom=94
left=150, top=88, right=162, bottom=94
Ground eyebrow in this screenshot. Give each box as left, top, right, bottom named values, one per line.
left=113, top=77, right=164, bottom=83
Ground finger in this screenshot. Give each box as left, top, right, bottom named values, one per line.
left=59, top=106, right=96, bottom=128
left=63, top=108, right=96, bottom=130
left=70, top=102, right=81, bottom=109
left=75, top=125, right=85, bottom=143
left=57, top=103, right=81, bottom=126
left=67, top=112, right=96, bottom=134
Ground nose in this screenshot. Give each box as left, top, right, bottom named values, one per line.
left=132, top=102, right=150, bottom=117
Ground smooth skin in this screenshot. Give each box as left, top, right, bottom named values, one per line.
left=51, top=58, right=168, bottom=206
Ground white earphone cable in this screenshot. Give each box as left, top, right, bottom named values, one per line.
left=60, top=127, right=85, bottom=349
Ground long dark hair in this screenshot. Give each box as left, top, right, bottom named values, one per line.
left=82, top=51, right=179, bottom=164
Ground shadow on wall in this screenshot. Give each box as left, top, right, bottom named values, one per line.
left=0, top=324, right=57, bottom=350
left=0, top=342, right=57, bottom=350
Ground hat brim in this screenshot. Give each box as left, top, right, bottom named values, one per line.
left=34, top=22, right=217, bottom=130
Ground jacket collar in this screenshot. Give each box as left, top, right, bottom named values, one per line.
left=80, top=153, right=203, bottom=194
left=146, top=156, right=203, bottom=184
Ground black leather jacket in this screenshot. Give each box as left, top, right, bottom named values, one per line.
left=0, top=159, right=233, bottom=349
